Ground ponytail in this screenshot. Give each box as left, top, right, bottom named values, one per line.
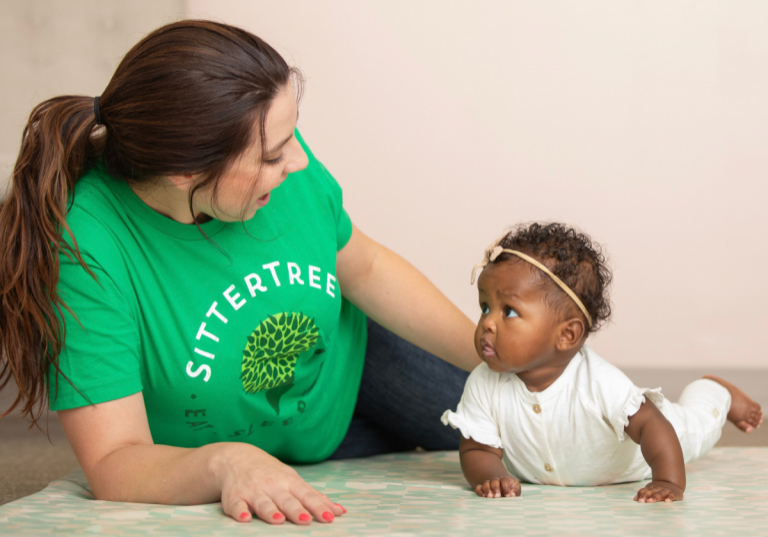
left=0, top=95, right=100, bottom=425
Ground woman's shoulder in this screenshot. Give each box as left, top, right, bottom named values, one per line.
left=63, top=167, right=130, bottom=268
left=68, top=166, right=122, bottom=224
left=289, top=129, right=342, bottom=197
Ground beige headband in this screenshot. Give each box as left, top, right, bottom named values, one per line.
left=471, top=242, right=593, bottom=328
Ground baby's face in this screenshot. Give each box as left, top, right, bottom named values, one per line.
left=475, top=260, right=562, bottom=374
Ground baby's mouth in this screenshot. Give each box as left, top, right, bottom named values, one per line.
left=481, top=338, right=496, bottom=358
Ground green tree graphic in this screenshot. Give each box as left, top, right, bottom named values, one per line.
left=240, top=312, right=319, bottom=414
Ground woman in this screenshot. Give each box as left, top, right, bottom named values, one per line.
left=0, top=20, right=479, bottom=525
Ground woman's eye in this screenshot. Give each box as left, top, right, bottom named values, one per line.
left=481, top=304, right=490, bottom=315
left=504, top=307, right=518, bottom=318
left=264, top=154, right=284, bottom=166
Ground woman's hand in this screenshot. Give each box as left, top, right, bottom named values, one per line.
left=214, top=442, right=345, bottom=524
left=474, top=476, right=521, bottom=498
left=633, top=480, right=684, bottom=503
left=59, top=392, right=345, bottom=525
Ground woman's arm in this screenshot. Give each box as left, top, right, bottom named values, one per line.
left=459, top=436, right=521, bottom=498
left=336, top=223, right=481, bottom=372
left=624, top=400, right=686, bottom=502
left=58, top=392, right=344, bottom=524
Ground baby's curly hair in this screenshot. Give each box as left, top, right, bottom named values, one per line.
left=491, top=222, right=612, bottom=334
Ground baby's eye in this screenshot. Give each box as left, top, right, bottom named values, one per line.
left=480, top=304, right=490, bottom=315
left=504, top=307, right=518, bottom=318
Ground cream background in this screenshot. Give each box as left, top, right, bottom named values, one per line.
left=0, top=0, right=184, bottom=188
left=2, top=1, right=767, bottom=368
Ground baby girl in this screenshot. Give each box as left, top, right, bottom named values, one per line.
left=442, top=223, right=763, bottom=502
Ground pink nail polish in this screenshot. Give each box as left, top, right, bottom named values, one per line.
left=239, top=512, right=249, bottom=521
left=335, top=503, right=347, bottom=514
left=322, top=511, right=334, bottom=522
left=272, top=513, right=284, bottom=520
left=298, top=513, right=311, bottom=522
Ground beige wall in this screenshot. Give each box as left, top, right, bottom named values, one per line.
left=187, top=1, right=768, bottom=368
left=0, top=0, right=184, bottom=194
left=2, top=2, right=766, bottom=369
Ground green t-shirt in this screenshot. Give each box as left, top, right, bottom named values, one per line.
left=49, top=131, right=367, bottom=463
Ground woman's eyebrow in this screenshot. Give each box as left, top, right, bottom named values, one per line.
left=265, top=132, right=294, bottom=155
left=266, top=110, right=300, bottom=154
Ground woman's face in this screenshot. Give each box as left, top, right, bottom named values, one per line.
left=194, top=82, right=309, bottom=222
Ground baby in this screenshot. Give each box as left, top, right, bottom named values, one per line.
left=442, top=222, right=763, bottom=502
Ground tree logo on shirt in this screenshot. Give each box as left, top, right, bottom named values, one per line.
left=240, top=312, right=319, bottom=414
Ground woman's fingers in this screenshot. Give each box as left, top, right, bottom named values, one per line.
left=269, top=491, right=314, bottom=525
left=239, top=492, right=341, bottom=525
left=223, top=497, right=253, bottom=523
left=216, top=444, right=349, bottom=525
left=268, top=485, right=340, bottom=524
left=293, top=486, right=343, bottom=522
left=247, top=495, right=285, bottom=524
left=316, top=491, right=346, bottom=517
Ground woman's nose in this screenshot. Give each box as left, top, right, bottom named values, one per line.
left=284, top=138, right=309, bottom=174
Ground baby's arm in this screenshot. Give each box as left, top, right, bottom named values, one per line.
left=624, top=400, right=686, bottom=502
left=459, top=436, right=521, bottom=498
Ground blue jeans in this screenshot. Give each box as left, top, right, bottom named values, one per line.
left=328, top=318, right=470, bottom=459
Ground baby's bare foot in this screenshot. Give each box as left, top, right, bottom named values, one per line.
left=703, top=375, right=763, bottom=433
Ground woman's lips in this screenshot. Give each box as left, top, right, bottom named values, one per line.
left=255, top=192, right=270, bottom=207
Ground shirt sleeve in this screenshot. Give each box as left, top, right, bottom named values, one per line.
left=48, top=220, right=142, bottom=411
left=588, top=349, right=665, bottom=442
left=294, top=129, right=353, bottom=251
left=441, top=363, right=503, bottom=449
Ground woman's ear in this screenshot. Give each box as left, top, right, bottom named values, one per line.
left=555, top=318, right=586, bottom=351
left=166, top=173, right=197, bottom=191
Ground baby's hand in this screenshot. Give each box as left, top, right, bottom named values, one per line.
left=474, top=476, right=521, bottom=498
left=634, top=480, right=684, bottom=503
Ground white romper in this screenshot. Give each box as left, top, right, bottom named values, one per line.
left=442, top=345, right=731, bottom=486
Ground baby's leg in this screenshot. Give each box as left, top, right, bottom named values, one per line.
left=702, top=375, right=763, bottom=433
left=659, top=379, right=731, bottom=463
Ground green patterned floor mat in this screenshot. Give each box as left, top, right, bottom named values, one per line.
left=1, top=448, right=767, bottom=536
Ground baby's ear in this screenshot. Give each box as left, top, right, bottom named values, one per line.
left=555, top=318, right=586, bottom=351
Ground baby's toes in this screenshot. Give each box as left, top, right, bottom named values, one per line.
left=736, top=420, right=754, bottom=433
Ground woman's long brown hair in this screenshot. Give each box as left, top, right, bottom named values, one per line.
left=0, top=20, right=300, bottom=426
